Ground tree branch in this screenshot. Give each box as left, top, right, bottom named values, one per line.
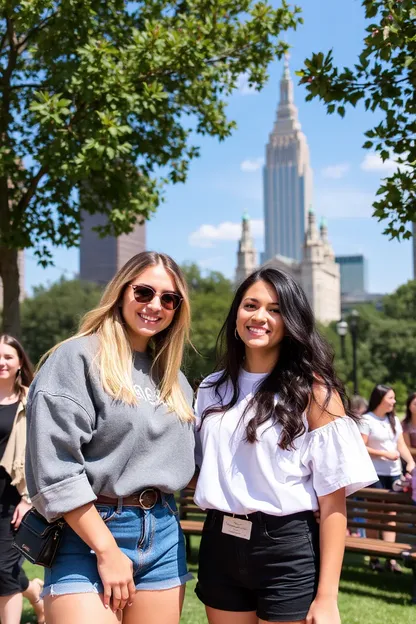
left=15, top=165, right=48, bottom=222
left=17, top=11, right=58, bottom=52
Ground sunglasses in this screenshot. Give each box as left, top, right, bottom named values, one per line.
left=130, top=284, right=183, bottom=311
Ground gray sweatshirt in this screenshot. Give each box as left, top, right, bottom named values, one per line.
left=25, top=335, right=195, bottom=521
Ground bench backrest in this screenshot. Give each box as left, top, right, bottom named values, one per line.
left=347, top=488, right=416, bottom=537
left=180, top=488, right=416, bottom=538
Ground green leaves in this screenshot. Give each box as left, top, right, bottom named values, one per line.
left=299, top=0, right=416, bottom=240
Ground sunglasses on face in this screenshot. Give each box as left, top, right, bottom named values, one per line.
left=130, top=284, right=183, bottom=311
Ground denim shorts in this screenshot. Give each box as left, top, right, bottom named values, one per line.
left=196, top=509, right=319, bottom=622
left=43, top=494, right=193, bottom=597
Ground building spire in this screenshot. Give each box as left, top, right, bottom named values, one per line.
left=274, top=53, right=300, bottom=135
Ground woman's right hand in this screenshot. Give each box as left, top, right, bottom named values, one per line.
left=96, top=545, right=136, bottom=611
left=384, top=450, right=400, bottom=461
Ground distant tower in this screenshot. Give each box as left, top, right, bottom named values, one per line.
left=80, top=212, right=146, bottom=285
left=263, top=55, right=312, bottom=263
left=319, top=217, right=335, bottom=261
left=235, top=212, right=257, bottom=285
left=300, top=208, right=340, bottom=323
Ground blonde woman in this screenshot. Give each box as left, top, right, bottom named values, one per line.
left=25, top=252, right=195, bottom=624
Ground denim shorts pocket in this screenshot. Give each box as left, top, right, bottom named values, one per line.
left=162, top=496, right=179, bottom=517
left=95, top=505, right=117, bottom=523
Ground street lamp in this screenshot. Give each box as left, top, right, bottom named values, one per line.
left=336, top=319, right=348, bottom=359
left=336, top=311, right=360, bottom=395
left=349, top=309, right=359, bottom=396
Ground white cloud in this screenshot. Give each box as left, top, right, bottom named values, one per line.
left=240, top=158, right=264, bottom=172
left=189, top=219, right=264, bottom=248
left=361, top=152, right=410, bottom=174
left=236, top=73, right=258, bottom=95
left=321, top=163, right=350, bottom=179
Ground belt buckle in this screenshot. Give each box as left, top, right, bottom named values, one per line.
left=137, top=488, right=157, bottom=510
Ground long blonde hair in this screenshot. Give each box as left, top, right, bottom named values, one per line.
left=39, top=252, right=193, bottom=422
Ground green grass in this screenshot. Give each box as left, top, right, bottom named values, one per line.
left=21, top=550, right=415, bottom=623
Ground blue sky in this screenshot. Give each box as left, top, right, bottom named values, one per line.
left=24, top=0, right=412, bottom=295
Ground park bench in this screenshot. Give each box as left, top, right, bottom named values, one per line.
left=179, top=487, right=416, bottom=604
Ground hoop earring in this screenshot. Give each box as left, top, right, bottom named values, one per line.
left=234, top=328, right=240, bottom=341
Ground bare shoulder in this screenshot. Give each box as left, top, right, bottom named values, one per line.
left=307, top=381, right=346, bottom=431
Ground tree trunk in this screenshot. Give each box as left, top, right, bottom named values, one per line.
left=0, top=246, right=21, bottom=338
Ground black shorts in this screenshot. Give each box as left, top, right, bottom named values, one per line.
left=0, top=501, right=29, bottom=596
left=195, top=509, right=319, bottom=622
left=372, top=475, right=398, bottom=490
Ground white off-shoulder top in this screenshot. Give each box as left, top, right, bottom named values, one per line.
left=194, top=370, right=378, bottom=516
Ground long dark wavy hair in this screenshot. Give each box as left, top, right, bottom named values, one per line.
left=0, top=334, right=34, bottom=402
left=368, top=384, right=396, bottom=434
left=201, top=268, right=353, bottom=450
left=403, top=392, right=416, bottom=427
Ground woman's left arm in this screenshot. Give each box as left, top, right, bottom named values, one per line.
left=397, top=433, right=416, bottom=473
left=306, top=489, right=346, bottom=624
left=305, top=383, right=347, bottom=624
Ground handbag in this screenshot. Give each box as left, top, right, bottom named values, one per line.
left=12, top=508, right=65, bottom=568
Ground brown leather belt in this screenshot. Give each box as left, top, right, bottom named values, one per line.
left=96, top=488, right=160, bottom=510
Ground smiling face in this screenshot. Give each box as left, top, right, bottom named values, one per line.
left=381, top=389, right=396, bottom=413
left=0, top=341, right=21, bottom=384
left=236, top=279, right=286, bottom=354
left=121, top=263, right=179, bottom=351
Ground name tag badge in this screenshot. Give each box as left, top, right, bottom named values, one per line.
left=222, top=515, right=252, bottom=540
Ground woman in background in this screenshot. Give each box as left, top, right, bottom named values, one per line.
left=0, top=335, right=45, bottom=624
left=402, top=392, right=416, bottom=457
left=360, top=384, right=415, bottom=573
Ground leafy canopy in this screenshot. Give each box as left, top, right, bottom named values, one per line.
left=0, top=0, right=301, bottom=264
left=297, top=0, right=416, bottom=239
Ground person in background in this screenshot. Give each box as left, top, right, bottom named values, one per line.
left=194, top=267, right=377, bottom=624
left=360, top=384, right=416, bottom=573
left=0, top=335, right=45, bottom=624
left=25, top=252, right=195, bottom=624
left=350, top=395, right=368, bottom=418
left=402, top=392, right=416, bottom=457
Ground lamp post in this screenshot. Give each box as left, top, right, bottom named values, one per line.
left=349, top=309, right=359, bottom=396
left=336, top=319, right=348, bottom=359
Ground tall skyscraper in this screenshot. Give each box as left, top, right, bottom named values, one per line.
left=235, top=212, right=257, bottom=285
left=335, top=255, right=367, bottom=295
left=79, top=212, right=146, bottom=285
left=263, top=57, right=312, bottom=263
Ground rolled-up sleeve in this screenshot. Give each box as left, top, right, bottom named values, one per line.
left=26, top=391, right=96, bottom=521
left=301, top=416, right=378, bottom=498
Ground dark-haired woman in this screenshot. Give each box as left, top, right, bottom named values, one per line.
left=360, top=385, right=415, bottom=573
left=402, top=392, right=416, bottom=457
left=194, top=268, right=377, bottom=624
left=0, top=335, right=45, bottom=624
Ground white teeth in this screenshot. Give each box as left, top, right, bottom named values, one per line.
left=139, top=313, right=160, bottom=323
left=248, top=327, right=268, bottom=335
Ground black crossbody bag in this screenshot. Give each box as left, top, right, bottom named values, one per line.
left=12, top=508, right=65, bottom=568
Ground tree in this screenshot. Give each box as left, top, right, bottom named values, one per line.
left=383, top=279, right=416, bottom=319
left=181, top=263, right=234, bottom=384
left=21, top=277, right=102, bottom=363
left=0, top=0, right=302, bottom=336
left=298, top=0, right=416, bottom=239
